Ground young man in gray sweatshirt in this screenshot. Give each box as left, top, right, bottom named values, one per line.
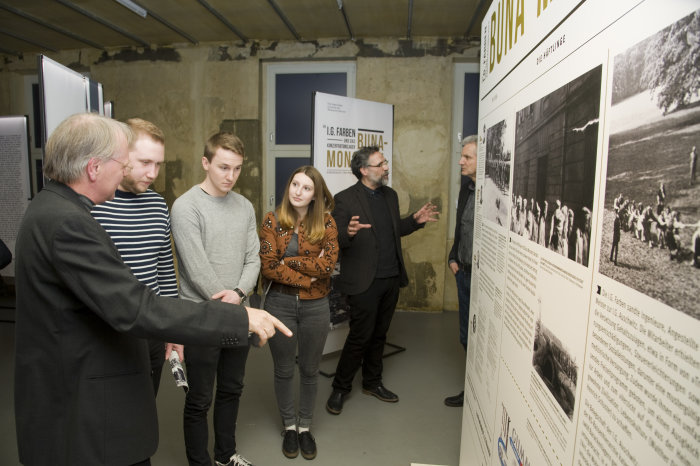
left=171, top=132, right=260, bottom=466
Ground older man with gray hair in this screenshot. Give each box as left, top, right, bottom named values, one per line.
left=13, top=113, right=290, bottom=466
left=445, top=135, right=477, bottom=407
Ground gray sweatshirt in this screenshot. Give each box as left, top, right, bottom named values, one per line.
left=171, top=185, right=260, bottom=303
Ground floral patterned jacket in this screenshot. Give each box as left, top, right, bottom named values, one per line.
left=259, top=211, right=339, bottom=300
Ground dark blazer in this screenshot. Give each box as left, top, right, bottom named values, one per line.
left=14, top=181, right=250, bottom=466
left=0, top=237, right=10, bottom=269
left=448, top=179, right=475, bottom=267
left=332, top=181, right=423, bottom=295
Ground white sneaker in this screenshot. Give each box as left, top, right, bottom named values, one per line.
left=216, top=453, right=254, bottom=466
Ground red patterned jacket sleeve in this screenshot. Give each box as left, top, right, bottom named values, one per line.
left=259, top=211, right=339, bottom=298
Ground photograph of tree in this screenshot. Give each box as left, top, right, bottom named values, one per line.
left=599, top=9, right=700, bottom=319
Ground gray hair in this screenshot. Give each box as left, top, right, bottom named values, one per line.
left=44, top=113, right=132, bottom=184
left=462, top=135, right=478, bottom=147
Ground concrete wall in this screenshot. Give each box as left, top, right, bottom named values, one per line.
left=0, top=37, right=479, bottom=312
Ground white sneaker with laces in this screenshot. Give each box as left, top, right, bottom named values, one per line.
left=216, top=452, right=254, bottom=466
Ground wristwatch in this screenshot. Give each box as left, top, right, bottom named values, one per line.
left=233, top=288, right=246, bottom=300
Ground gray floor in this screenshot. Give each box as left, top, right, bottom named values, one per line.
left=0, top=306, right=465, bottom=466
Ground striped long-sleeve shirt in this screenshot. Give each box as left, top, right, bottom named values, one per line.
left=91, top=189, right=178, bottom=298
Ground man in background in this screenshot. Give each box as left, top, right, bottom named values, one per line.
left=91, top=118, right=181, bottom=395
left=172, top=132, right=261, bottom=466
left=444, top=135, right=477, bottom=408
left=326, top=146, right=438, bottom=415
left=13, top=113, right=289, bottom=466
left=690, top=146, right=697, bottom=186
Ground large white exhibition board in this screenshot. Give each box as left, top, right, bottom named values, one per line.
left=0, top=116, right=31, bottom=276
left=39, top=55, right=89, bottom=141
left=462, top=1, right=700, bottom=465
left=312, top=92, right=394, bottom=194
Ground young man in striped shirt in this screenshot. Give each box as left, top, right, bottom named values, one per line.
left=91, top=118, right=182, bottom=395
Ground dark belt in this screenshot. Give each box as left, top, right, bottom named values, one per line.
left=269, top=282, right=300, bottom=296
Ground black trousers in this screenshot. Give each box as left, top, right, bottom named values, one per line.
left=332, top=276, right=400, bottom=392
left=183, top=345, right=250, bottom=465
left=149, top=339, right=165, bottom=395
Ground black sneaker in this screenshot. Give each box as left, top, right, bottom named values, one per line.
left=444, top=390, right=464, bottom=407
left=299, top=431, right=317, bottom=460
left=282, top=429, right=299, bottom=458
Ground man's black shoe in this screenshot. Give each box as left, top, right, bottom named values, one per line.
left=362, top=384, right=399, bottom=402
left=444, top=390, right=464, bottom=407
left=326, top=390, right=345, bottom=414
left=282, top=429, right=298, bottom=458
left=299, top=431, right=317, bottom=460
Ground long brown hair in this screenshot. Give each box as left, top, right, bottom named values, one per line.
left=277, top=166, right=334, bottom=244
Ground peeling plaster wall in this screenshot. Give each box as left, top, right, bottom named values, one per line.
left=356, top=56, right=451, bottom=311
left=91, top=55, right=260, bottom=201
left=0, top=71, right=27, bottom=116
left=0, top=37, right=479, bottom=312
left=0, top=74, right=12, bottom=115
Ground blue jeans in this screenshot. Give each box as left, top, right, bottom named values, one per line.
left=266, top=291, right=330, bottom=428
left=455, top=268, right=471, bottom=350
left=183, top=344, right=250, bottom=466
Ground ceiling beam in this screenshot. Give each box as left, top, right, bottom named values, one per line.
left=0, top=26, right=57, bottom=52
left=196, top=0, right=248, bottom=42
left=54, top=0, right=150, bottom=48
left=0, top=3, right=105, bottom=50
left=145, top=7, right=198, bottom=45
left=266, top=0, right=300, bottom=41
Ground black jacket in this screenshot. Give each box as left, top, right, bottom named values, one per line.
left=0, top=237, right=10, bottom=269
left=332, top=181, right=423, bottom=295
left=14, top=181, right=250, bottom=465
left=449, top=179, right=475, bottom=267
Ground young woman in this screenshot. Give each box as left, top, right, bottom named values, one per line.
left=259, top=166, right=339, bottom=460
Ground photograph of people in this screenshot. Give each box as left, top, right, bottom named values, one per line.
left=482, top=121, right=511, bottom=227
left=599, top=8, right=700, bottom=319
left=259, top=165, right=339, bottom=461
left=510, top=65, right=601, bottom=267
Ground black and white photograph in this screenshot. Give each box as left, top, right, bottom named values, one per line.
left=510, top=66, right=602, bottom=267
left=599, top=9, right=700, bottom=319
left=482, top=119, right=512, bottom=227
left=532, top=315, right=577, bottom=421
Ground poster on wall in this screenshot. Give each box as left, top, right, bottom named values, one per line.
left=461, top=1, right=700, bottom=465
left=312, top=91, right=394, bottom=195
left=310, top=92, right=394, bottom=354
left=0, top=116, right=31, bottom=276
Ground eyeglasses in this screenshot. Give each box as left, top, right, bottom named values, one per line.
left=108, top=157, right=133, bottom=174
left=366, top=160, right=389, bottom=168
